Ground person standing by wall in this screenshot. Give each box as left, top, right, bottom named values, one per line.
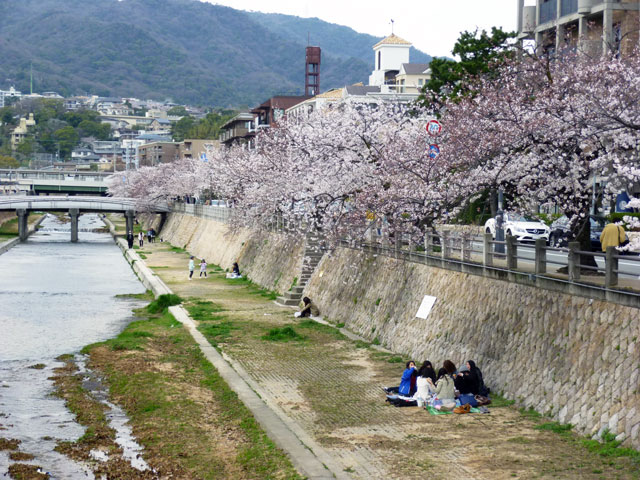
left=138, top=231, right=144, bottom=248
left=127, top=231, right=134, bottom=249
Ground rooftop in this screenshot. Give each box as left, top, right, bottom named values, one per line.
left=401, top=63, right=431, bottom=75
left=373, top=34, right=412, bottom=48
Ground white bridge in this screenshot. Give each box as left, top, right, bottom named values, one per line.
left=0, top=195, right=170, bottom=242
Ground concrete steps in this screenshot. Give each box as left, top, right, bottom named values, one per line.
left=275, top=235, right=326, bottom=306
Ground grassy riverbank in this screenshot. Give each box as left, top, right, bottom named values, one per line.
left=49, top=237, right=640, bottom=479
left=51, top=293, right=301, bottom=479
left=120, top=241, right=640, bottom=479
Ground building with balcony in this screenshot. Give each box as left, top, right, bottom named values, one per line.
left=219, top=113, right=256, bottom=148
left=250, top=96, right=311, bottom=129
left=178, top=139, right=219, bottom=161
left=517, top=0, right=640, bottom=56
left=395, top=63, right=431, bottom=93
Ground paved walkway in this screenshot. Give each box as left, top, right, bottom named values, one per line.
left=127, top=239, right=637, bottom=480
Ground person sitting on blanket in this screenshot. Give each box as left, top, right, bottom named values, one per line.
left=385, top=361, right=435, bottom=407
left=427, top=361, right=457, bottom=410
left=383, top=361, right=417, bottom=396
left=467, top=360, right=489, bottom=396
left=454, top=363, right=480, bottom=407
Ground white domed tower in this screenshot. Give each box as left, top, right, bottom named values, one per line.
left=368, top=33, right=412, bottom=87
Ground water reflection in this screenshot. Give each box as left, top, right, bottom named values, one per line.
left=0, top=214, right=146, bottom=479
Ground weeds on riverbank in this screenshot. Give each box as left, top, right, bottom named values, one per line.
left=54, top=297, right=301, bottom=479
left=145, top=293, right=182, bottom=313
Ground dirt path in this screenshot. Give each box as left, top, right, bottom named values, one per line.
left=138, top=240, right=639, bottom=480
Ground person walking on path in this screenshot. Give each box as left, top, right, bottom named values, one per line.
left=138, top=231, right=144, bottom=247
left=199, top=258, right=207, bottom=278
left=127, top=231, right=134, bottom=249
left=601, top=223, right=627, bottom=252
left=188, top=256, right=195, bottom=280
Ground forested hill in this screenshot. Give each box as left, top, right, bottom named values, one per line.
left=0, top=0, right=433, bottom=108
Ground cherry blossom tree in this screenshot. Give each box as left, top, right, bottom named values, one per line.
left=438, top=49, right=640, bottom=255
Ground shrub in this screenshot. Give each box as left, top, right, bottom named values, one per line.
left=146, top=294, right=183, bottom=314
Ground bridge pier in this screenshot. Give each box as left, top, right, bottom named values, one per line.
left=16, top=209, right=29, bottom=242
left=69, top=208, right=80, bottom=243
left=125, top=210, right=135, bottom=237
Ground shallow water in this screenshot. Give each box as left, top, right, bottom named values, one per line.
left=0, top=214, right=146, bottom=479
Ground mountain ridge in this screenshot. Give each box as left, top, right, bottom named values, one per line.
left=0, top=0, right=432, bottom=107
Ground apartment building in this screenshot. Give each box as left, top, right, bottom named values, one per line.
left=137, top=142, right=179, bottom=167
left=517, top=0, right=640, bottom=56
left=219, top=113, right=256, bottom=147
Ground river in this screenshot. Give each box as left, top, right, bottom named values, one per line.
left=0, top=213, right=146, bottom=478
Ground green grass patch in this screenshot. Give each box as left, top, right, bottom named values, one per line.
left=297, top=319, right=345, bottom=339
left=168, top=245, right=187, bottom=254
left=261, top=326, right=305, bottom=342
left=0, top=218, right=19, bottom=235
left=387, top=356, right=404, bottom=363
left=115, top=291, right=154, bottom=300
left=198, top=321, right=239, bottom=345
left=486, top=394, right=514, bottom=408
left=186, top=300, right=225, bottom=321
left=335, top=322, right=345, bottom=328
left=225, top=276, right=279, bottom=301
left=535, top=422, right=573, bottom=434
left=106, top=328, right=154, bottom=351
left=518, top=405, right=542, bottom=417
left=146, top=294, right=183, bottom=314
left=289, top=277, right=298, bottom=291
left=582, top=430, right=640, bottom=460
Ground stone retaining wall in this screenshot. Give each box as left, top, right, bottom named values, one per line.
left=160, top=213, right=304, bottom=295
left=304, top=247, right=640, bottom=449
left=158, top=212, right=640, bottom=449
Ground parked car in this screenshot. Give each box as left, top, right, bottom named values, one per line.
left=549, top=215, right=606, bottom=250
left=484, top=213, right=550, bottom=243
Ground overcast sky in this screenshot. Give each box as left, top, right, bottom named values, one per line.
left=202, top=0, right=518, bottom=58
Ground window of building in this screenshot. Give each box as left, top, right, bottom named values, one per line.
left=418, top=78, right=424, bottom=86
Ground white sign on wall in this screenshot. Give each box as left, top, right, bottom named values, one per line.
left=416, top=295, right=437, bottom=319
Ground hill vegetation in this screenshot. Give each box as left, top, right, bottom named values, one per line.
left=0, top=0, right=433, bottom=107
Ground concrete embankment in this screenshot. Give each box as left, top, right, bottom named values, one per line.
left=0, top=214, right=46, bottom=256
left=152, top=211, right=640, bottom=449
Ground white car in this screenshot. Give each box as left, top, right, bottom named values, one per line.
left=484, top=213, right=550, bottom=243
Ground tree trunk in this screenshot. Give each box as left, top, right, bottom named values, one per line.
left=489, top=189, right=497, bottom=217
left=575, top=215, right=598, bottom=271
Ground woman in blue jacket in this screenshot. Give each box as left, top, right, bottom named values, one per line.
left=383, top=361, right=416, bottom=395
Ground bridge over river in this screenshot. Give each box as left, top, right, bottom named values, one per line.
left=0, top=196, right=170, bottom=242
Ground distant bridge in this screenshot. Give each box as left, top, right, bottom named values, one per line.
left=0, top=169, right=110, bottom=195
left=0, top=195, right=169, bottom=242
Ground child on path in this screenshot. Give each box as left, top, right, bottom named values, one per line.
left=199, top=258, right=207, bottom=277
left=188, top=256, right=195, bottom=280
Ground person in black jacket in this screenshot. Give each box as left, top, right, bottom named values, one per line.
left=467, top=360, right=489, bottom=396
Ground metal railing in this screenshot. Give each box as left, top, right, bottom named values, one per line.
left=170, top=203, right=640, bottom=302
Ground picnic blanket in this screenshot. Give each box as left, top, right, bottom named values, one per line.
left=427, top=406, right=483, bottom=415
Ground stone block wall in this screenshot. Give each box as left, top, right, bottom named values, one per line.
left=160, top=213, right=304, bottom=295
left=158, top=213, right=640, bottom=448
left=304, top=248, right=640, bottom=448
